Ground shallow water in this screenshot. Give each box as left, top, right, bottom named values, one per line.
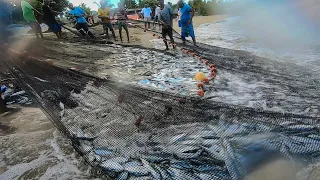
left=195, top=17, right=320, bottom=71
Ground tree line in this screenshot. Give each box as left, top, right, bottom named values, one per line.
left=11, top=0, right=229, bottom=23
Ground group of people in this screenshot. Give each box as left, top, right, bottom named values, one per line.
left=15, top=0, right=130, bottom=42
left=140, top=0, right=196, bottom=50
left=1, top=0, right=195, bottom=48
left=97, top=0, right=130, bottom=42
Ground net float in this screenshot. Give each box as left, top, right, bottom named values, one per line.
left=199, top=56, right=203, bottom=61
left=197, top=89, right=204, bottom=97
left=153, top=34, right=156, bottom=36
left=202, top=78, right=209, bottom=84
left=209, top=64, right=215, bottom=69
left=194, top=72, right=206, bottom=81
left=192, top=53, right=196, bottom=57
left=186, top=50, right=190, bottom=54
left=210, top=68, right=217, bottom=73
left=197, top=82, right=204, bottom=89
left=135, top=115, right=143, bottom=126
left=210, top=72, right=216, bottom=77
left=205, top=60, right=209, bottom=65
left=70, top=67, right=77, bottom=70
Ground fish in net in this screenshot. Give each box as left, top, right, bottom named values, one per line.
left=1, top=33, right=320, bottom=180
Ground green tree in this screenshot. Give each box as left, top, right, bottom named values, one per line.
left=140, top=0, right=158, bottom=8
left=124, top=0, right=137, bottom=9
left=80, top=3, right=92, bottom=15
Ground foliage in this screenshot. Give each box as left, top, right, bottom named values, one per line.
left=11, top=0, right=69, bottom=23
left=80, top=3, right=92, bottom=15
left=140, top=0, right=158, bottom=8
left=123, top=0, right=137, bottom=9
left=186, top=0, right=225, bottom=16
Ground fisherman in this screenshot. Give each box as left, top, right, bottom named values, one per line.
left=159, top=3, right=175, bottom=50
left=177, top=0, right=196, bottom=45
left=153, top=4, right=161, bottom=30
left=42, top=0, right=62, bottom=39
left=68, top=3, right=95, bottom=39
left=0, top=0, right=14, bottom=44
left=115, top=2, right=129, bottom=43
left=20, top=0, right=44, bottom=39
left=140, top=4, right=152, bottom=32
left=98, top=0, right=116, bottom=41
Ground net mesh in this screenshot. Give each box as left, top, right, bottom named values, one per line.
left=1, top=23, right=320, bottom=180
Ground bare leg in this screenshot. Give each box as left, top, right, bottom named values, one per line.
left=192, top=37, right=196, bottom=45
left=124, top=25, right=129, bottom=42
left=110, top=28, right=116, bottom=41
left=106, top=28, right=109, bottom=39
left=119, top=26, right=123, bottom=42
left=144, top=23, right=147, bottom=32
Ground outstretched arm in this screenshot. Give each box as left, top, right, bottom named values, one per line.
left=188, top=7, right=194, bottom=24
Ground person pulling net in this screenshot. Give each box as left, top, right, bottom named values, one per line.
left=68, top=3, right=95, bottom=39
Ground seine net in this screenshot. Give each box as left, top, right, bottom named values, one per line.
left=1, top=26, right=320, bottom=180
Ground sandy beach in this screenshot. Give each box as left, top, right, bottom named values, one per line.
left=1, top=14, right=319, bottom=180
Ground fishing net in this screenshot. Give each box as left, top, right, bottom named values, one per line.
left=1, top=23, right=320, bottom=180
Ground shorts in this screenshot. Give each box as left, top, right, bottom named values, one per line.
left=154, top=15, right=159, bottom=22
left=117, top=21, right=127, bottom=29
left=144, top=17, right=151, bottom=22
left=76, top=23, right=89, bottom=32
left=162, top=26, right=173, bottom=38
left=47, top=23, right=61, bottom=33
left=103, top=22, right=114, bottom=30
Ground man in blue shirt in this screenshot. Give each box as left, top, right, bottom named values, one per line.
left=141, top=4, right=152, bottom=32
left=68, top=3, right=95, bottom=39
left=177, top=0, right=196, bottom=45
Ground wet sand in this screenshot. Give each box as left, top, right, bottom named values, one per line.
left=0, top=107, right=96, bottom=179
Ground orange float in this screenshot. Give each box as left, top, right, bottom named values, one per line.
left=210, top=72, right=216, bottom=77
left=210, top=68, right=217, bottom=73
left=205, top=60, right=209, bottom=65
left=197, top=89, right=204, bottom=97
left=202, top=78, right=209, bottom=84
left=194, top=72, right=207, bottom=81
left=209, top=64, right=215, bottom=69
left=197, top=82, right=204, bottom=89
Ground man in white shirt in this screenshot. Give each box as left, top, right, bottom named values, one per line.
left=141, top=4, right=152, bottom=32
left=153, top=5, right=161, bottom=30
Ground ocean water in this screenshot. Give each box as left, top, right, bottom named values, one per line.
left=195, top=16, right=320, bottom=72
